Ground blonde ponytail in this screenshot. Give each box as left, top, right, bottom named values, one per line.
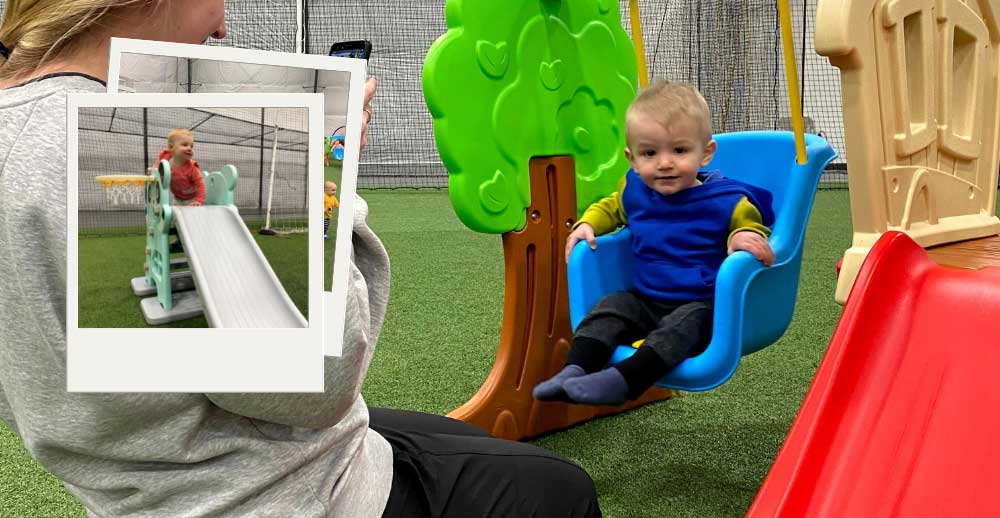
left=0, top=0, right=159, bottom=81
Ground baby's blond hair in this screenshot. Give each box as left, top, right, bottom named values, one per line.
left=626, top=81, right=713, bottom=144
left=167, top=128, right=193, bottom=147
left=0, top=0, right=162, bottom=82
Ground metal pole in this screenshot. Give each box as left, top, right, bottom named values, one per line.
left=259, top=108, right=265, bottom=209
left=800, top=0, right=807, bottom=115
left=296, top=0, right=304, bottom=53
left=143, top=108, right=149, bottom=173
left=302, top=0, right=310, bottom=54
left=264, top=124, right=280, bottom=230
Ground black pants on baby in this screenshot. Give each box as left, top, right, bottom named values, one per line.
left=374, top=408, right=602, bottom=518
left=568, top=290, right=714, bottom=399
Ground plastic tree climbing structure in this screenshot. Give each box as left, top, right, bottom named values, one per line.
left=423, top=0, right=674, bottom=440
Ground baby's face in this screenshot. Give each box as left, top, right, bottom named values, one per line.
left=625, top=113, right=715, bottom=197
left=170, top=137, right=195, bottom=161
left=325, top=183, right=337, bottom=196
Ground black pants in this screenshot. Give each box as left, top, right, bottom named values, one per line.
left=373, top=408, right=602, bottom=518
left=568, top=291, right=713, bottom=398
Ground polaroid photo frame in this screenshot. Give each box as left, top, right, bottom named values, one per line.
left=67, top=93, right=324, bottom=392
left=107, top=37, right=367, bottom=357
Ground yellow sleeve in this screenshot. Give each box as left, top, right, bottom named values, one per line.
left=574, top=176, right=628, bottom=235
left=332, top=195, right=339, bottom=208
left=727, top=196, right=771, bottom=245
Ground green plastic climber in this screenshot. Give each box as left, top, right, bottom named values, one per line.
left=423, top=0, right=638, bottom=234
left=423, top=0, right=662, bottom=440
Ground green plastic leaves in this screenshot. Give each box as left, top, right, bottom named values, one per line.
left=423, top=0, right=638, bottom=234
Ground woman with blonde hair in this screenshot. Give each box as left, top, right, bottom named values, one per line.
left=0, top=2, right=602, bottom=517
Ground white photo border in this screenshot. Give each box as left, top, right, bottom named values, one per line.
left=107, top=37, right=365, bottom=357
left=68, top=93, right=324, bottom=392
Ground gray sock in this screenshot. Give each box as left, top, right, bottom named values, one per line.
left=563, top=367, right=628, bottom=406
left=532, top=365, right=586, bottom=401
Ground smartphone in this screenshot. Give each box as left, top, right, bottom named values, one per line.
left=329, top=40, right=373, bottom=60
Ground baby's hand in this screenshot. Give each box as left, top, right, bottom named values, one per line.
left=565, top=223, right=597, bottom=263
left=728, top=231, right=775, bottom=267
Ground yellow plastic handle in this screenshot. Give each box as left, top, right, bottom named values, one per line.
left=629, top=0, right=649, bottom=88
left=778, top=0, right=808, bottom=164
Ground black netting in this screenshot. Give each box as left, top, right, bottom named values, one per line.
left=799, top=0, right=848, bottom=187
left=208, top=0, right=299, bottom=53
left=8, top=0, right=855, bottom=194
left=302, top=0, right=848, bottom=190
left=78, top=107, right=308, bottom=234
left=629, top=0, right=846, bottom=188
left=305, top=2, right=448, bottom=189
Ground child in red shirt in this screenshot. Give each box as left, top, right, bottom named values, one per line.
left=157, top=128, right=205, bottom=206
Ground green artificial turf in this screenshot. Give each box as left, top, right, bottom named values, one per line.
left=326, top=162, right=344, bottom=186
left=0, top=428, right=83, bottom=518
left=0, top=189, right=956, bottom=517
left=77, top=231, right=308, bottom=327
left=359, top=190, right=852, bottom=518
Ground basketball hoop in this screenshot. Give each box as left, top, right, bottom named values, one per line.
left=95, top=175, right=153, bottom=206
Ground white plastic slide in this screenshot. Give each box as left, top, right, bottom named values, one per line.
left=172, top=205, right=307, bottom=328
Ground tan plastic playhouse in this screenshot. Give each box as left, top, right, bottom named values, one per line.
left=816, top=0, right=1000, bottom=303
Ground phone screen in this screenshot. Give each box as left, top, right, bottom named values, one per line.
left=329, top=41, right=372, bottom=60
left=331, top=49, right=367, bottom=59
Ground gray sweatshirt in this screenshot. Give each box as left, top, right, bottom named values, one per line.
left=0, top=75, right=393, bottom=517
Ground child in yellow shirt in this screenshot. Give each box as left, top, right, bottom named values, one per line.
left=324, top=181, right=339, bottom=240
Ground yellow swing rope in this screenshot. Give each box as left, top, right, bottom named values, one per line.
left=628, top=0, right=649, bottom=88
left=777, top=0, right=808, bottom=164
left=628, top=0, right=804, bottom=163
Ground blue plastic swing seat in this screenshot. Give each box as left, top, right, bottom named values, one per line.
left=331, top=135, right=345, bottom=161
left=567, top=131, right=837, bottom=391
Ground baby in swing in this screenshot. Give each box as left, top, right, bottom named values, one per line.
left=534, top=81, right=776, bottom=406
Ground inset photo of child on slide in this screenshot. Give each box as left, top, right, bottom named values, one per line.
left=75, top=104, right=313, bottom=329
left=106, top=39, right=369, bottom=356
left=109, top=39, right=366, bottom=302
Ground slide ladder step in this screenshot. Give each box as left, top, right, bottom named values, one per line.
left=130, top=271, right=196, bottom=297
left=140, top=290, right=203, bottom=325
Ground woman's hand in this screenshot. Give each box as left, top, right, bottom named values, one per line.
left=360, top=77, right=377, bottom=154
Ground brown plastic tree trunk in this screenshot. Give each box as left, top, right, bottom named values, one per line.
left=448, top=156, right=674, bottom=440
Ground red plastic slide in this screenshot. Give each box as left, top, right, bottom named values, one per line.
left=748, top=231, right=1000, bottom=517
